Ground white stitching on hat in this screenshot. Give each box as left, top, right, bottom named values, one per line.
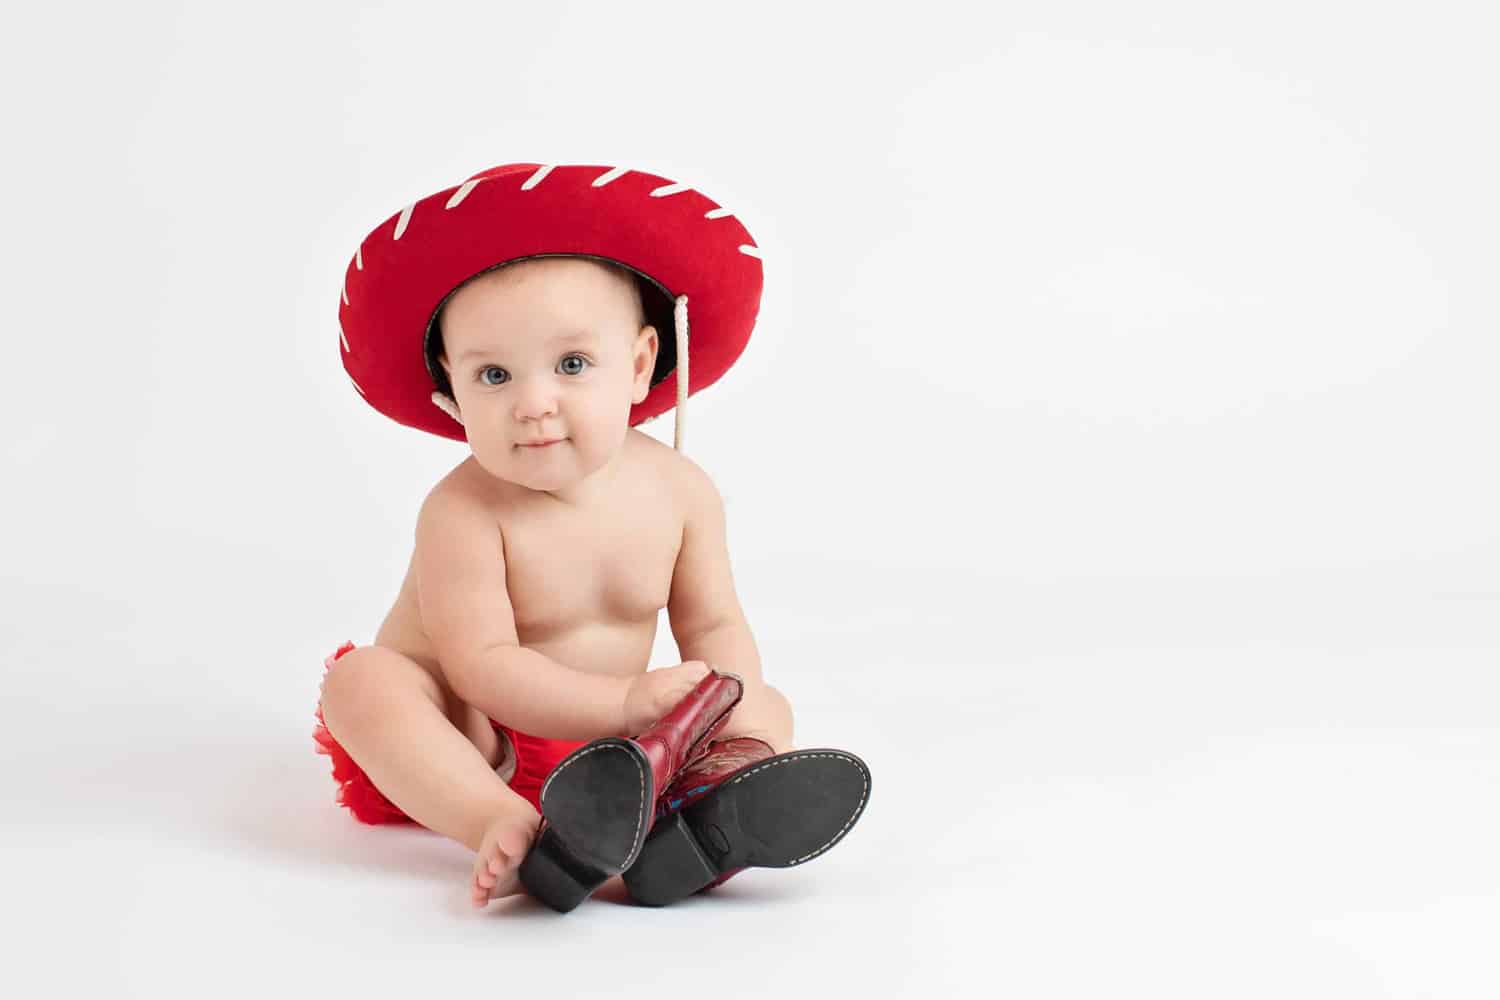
left=339, top=322, right=350, bottom=353
left=521, top=165, right=556, bottom=190
left=705, top=207, right=734, bottom=219
left=355, top=246, right=362, bottom=270
left=650, top=182, right=691, bottom=198
left=446, top=178, right=483, bottom=209
left=739, top=245, right=761, bottom=258
left=341, top=281, right=348, bottom=306
left=593, top=167, right=629, bottom=187
left=393, top=202, right=415, bottom=240
left=349, top=375, right=366, bottom=396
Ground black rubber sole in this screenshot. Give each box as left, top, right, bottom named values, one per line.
left=622, top=749, right=871, bottom=907
left=518, top=738, right=656, bottom=912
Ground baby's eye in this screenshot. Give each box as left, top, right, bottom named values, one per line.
left=477, top=366, right=508, bottom=386
left=560, top=354, right=591, bottom=375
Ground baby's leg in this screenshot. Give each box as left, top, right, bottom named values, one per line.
left=318, top=645, right=538, bottom=904
left=715, top=682, right=795, bottom=754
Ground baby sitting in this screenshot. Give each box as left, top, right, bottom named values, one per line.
left=315, top=163, right=869, bottom=911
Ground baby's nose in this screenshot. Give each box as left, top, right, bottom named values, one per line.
left=512, top=379, right=558, bottom=419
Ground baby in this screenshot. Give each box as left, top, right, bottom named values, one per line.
left=315, top=255, right=796, bottom=907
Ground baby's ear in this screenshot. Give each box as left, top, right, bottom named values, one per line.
left=633, top=324, right=658, bottom=402
left=431, top=392, right=464, bottom=426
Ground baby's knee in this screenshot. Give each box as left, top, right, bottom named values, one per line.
left=319, top=646, right=439, bottom=730
left=762, top=682, right=792, bottom=716
left=743, top=682, right=794, bottom=730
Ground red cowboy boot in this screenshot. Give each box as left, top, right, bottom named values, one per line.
left=518, top=669, right=745, bottom=912
left=622, top=736, right=873, bottom=906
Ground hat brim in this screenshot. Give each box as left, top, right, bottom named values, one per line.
left=337, top=164, right=763, bottom=443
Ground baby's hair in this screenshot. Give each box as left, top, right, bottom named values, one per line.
left=425, top=256, right=668, bottom=400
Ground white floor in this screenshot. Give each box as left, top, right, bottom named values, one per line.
left=4, top=565, right=1495, bottom=998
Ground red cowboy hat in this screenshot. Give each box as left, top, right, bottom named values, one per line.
left=335, top=163, right=763, bottom=453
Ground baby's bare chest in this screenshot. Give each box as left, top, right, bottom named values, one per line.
left=500, top=502, right=683, bottom=636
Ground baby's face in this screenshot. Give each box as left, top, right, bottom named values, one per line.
left=438, top=257, right=658, bottom=494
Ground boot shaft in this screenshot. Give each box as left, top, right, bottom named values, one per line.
left=656, top=736, right=776, bottom=818
left=634, top=671, right=745, bottom=791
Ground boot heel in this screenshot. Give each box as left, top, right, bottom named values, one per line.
left=518, top=826, right=609, bottom=913
left=622, top=811, right=719, bottom=907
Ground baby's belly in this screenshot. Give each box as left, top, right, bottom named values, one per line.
left=376, top=606, right=659, bottom=680
left=524, top=617, right=659, bottom=677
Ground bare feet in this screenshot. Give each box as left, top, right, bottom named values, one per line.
left=470, top=806, right=541, bottom=908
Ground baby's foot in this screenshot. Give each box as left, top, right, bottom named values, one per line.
left=471, top=807, right=541, bottom=908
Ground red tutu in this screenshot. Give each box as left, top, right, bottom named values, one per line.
left=312, top=640, right=587, bottom=824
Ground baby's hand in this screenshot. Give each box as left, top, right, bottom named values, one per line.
left=622, top=661, right=712, bottom=735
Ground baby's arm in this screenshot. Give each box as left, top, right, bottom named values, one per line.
left=415, top=482, right=631, bottom=740
left=666, top=458, right=794, bottom=752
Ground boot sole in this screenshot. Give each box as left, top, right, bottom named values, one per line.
left=537, top=738, right=655, bottom=874
left=622, top=749, right=871, bottom=907
left=521, top=738, right=654, bottom=913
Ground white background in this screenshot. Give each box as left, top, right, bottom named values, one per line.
left=3, top=1, right=1496, bottom=996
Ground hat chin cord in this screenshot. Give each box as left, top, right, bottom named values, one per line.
left=430, top=294, right=690, bottom=455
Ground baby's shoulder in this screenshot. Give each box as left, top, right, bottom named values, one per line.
left=425, top=456, right=490, bottom=505
left=413, top=458, right=505, bottom=535
left=628, top=430, right=713, bottom=500
left=626, top=431, right=723, bottom=529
